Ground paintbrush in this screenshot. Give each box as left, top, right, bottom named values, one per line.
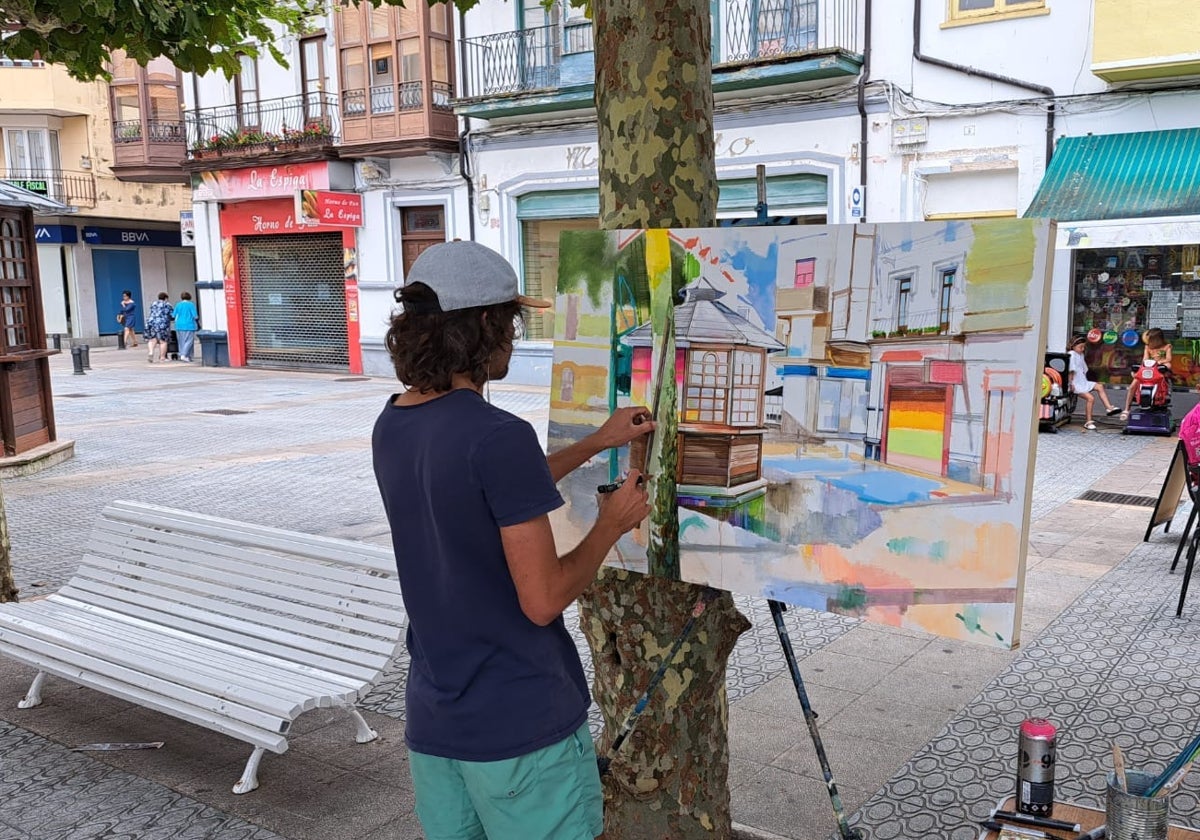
left=1154, top=761, right=1194, bottom=798
left=1112, top=743, right=1128, bottom=793
left=1148, top=733, right=1200, bottom=796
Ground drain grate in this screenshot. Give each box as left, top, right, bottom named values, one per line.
left=58, top=393, right=91, bottom=398
left=1077, top=490, right=1158, bottom=507
left=335, top=377, right=370, bottom=382
left=195, top=409, right=252, bottom=416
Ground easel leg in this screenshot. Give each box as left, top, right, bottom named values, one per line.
left=1172, top=507, right=1197, bottom=573
left=1177, top=531, right=1199, bottom=617
left=768, top=600, right=862, bottom=840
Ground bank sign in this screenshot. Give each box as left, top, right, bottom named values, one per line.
left=82, top=226, right=183, bottom=247
left=34, top=224, right=78, bottom=243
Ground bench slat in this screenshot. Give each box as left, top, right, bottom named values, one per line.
left=12, top=602, right=361, bottom=708
left=73, top=553, right=401, bottom=642
left=93, top=518, right=402, bottom=603
left=104, top=502, right=395, bottom=573
left=0, top=641, right=290, bottom=752
left=0, top=619, right=292, bottom=734
left=88, top=526, right=403, bottom=623
left=58, top=578, right=398, bottom=677
left=48, top=593, right=390, bottom=681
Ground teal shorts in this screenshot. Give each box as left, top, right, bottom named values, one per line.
left=409, top=722, right=603, bottom=840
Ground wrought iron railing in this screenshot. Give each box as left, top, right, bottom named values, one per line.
left=462, top=22, right=562, bottom=96
left=460, top=1, right=861, bottom=98
left=717, top=0, right=859, bottom=63
left=113, top=119, right=185, bottom=144
left=870, top=308, right=956, bottom=338
left=185, top=93, right=339, bottom=155
left=0, top=169, right=95, bottom=207
left=432, top=82, right=454, bottom=111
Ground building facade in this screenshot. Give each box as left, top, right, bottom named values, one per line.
left=0, top=52, right=194, bottom=344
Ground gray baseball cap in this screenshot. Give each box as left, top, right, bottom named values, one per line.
left=403, top=240, right=552, bottom=312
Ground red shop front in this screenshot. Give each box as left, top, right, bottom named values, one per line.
left=200, top=162, right=363, bottom=373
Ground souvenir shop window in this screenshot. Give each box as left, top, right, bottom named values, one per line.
left=1069, top=244, right=1200, bottom=390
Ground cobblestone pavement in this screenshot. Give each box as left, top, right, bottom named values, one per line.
left=3, top=348, right=1196, bottom=840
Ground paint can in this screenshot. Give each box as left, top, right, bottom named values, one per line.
left=1107, top=770, right=1169, bottom=840
left=1016, top=718, right=1057, bottom=817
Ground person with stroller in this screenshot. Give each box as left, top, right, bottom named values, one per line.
left=1121, top=328, right=1173, bottom=420
left=1069, top=336, right=1121, bottom=430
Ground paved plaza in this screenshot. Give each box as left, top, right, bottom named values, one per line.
left=1, top=347, right=1198, bottom=839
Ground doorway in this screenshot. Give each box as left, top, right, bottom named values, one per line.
left=92, top=249, right=142, bottom=336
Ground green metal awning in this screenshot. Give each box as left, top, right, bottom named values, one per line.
left=1025, top=128, right=1200, bottom=222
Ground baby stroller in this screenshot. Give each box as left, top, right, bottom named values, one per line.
left=1124, top=360, right=1174, bottom=435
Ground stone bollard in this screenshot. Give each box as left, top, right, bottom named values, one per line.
left=71, top=346, right=86, bottom=375
left=79, top=344, right=91, bottom=370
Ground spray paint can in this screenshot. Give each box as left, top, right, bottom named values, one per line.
left=1016, top=718, right=1057, bottom=817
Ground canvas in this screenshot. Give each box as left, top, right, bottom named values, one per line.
left=548, top=220, right=1054, bottom=649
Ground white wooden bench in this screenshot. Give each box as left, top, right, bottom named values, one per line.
left=0, top=501, right=405, bottom=794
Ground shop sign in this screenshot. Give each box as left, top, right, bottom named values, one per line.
left=296, top=190, right=363, bottom=228
left=34, top=224, right=77, bottom=243
left=193, top=162, right=331, bottom=202
left=6, top=178, right=49, bottom=196
left=83, top=226, right=182, bottom=247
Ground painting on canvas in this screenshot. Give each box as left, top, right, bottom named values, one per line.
left=548, top=220, right=1053, bottom=648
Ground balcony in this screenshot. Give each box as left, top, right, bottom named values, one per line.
left=1092, top=0, right=1200, bottom=82
left=111, top=119, right=187, bottom=183
left=0, top=169, right=96, bottom=208
left=457, top=0, right=862, bottom=119
left=339, top=80, right=460, bottom=155
left=870, top=308, right=959, bottom=340
left=183, top=93, right=339, bottom=169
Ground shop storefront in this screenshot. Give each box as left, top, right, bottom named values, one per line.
left=193, top=162, right=362, bottom=372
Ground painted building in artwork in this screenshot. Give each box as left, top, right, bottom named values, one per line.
left=0, top=50, right=194, bottom=344
left=622, top=279, right=785, bottom=526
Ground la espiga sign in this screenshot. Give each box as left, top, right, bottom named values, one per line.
left=296, top=190, right=363, bottom=229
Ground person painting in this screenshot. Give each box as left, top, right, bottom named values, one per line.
left=1069, top=336, right=1121, bottom=430
left=117, top=290, right=138, bottom=349
left=1121, top=328, right=1174, bottom=419
left=372, top=240, right=653, bottom=840
left=172, top=292, right=199, bottom=362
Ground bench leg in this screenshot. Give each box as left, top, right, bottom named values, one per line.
left=349, top=707, right=379, bottom=744
left=233, top=747, right=265, bottom=795
left=17, top=671, right=46, bottom=709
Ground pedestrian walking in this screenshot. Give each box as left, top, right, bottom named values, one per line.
left=372, top=240, right=653, bottom=840
left=117, top=291, right=138, bottom=348
left=172, top=291, right=199, bottom=362
left=145, top=292, right=173, bottom=363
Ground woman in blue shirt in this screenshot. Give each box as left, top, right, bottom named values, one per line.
left=172, top=292, right=199, bottom=362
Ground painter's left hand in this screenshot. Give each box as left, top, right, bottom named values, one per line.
left=596, top=406, right=656, bottom=449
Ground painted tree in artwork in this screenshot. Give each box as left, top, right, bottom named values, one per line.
left=574, top=0, right=751, bottom=836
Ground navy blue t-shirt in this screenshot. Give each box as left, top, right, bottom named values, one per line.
left=372, top=389, right=590, bottom=761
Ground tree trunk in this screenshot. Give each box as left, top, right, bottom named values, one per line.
left=0, top=482, right=18, bottom=603
left=580, top=1, right=751, bottom=836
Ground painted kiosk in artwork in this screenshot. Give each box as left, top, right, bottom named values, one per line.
left=550, top=219, right=1054, bottom=650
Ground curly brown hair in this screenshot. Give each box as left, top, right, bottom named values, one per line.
left=385, top=282, right=524, bottom=392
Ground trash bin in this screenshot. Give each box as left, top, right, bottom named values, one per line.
left=197, top=330, right=230, bottom=367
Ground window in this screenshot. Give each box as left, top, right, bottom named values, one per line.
left=794, top=257, right=816, bottom=288
left=948, top=0, right=1045, bottom=23
left=341, top=47, right=366, bottom=115
left=107, top=50, right=182, bottom=144
left=3, top=129, right=60, bottom=196
left=400, top=205, right=445, bottom=277
left=938, top=268, right=956, bottom=333
left=0, top=217, right=31, bottom=353
left=370, top=43, right=395, bottom=113
left=300, top=36, right=327, bottom=122
left=234, top=52, right=260, bottom=127
left=685, top=350, right=730, bottom=425
left=730, top=350, right=762, bottom=426
left=896, top=276, right=912, bottom=332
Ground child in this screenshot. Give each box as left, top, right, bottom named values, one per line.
left=1069, top=336, right=1121, bottom=430
left=1122, top=328, right=1174, bottom=419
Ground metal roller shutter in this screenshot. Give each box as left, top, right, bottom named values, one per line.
left=237, top=233, right=349, bottom=370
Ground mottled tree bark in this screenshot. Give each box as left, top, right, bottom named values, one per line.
left=580, top=0, right=750, bottom=836
left=0, top=482, right=17, bottom=603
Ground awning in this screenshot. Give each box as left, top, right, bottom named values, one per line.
left=0, top=180, right=73, bottom=215
left=1025, top=128, right=1200, bottom=223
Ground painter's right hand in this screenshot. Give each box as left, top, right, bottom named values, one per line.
left=598, top=469, right=651, bottom=536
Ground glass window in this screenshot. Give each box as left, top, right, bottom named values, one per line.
left=369, top=44, right=395, bottom=113
left=731, top=349, right=762, bottom=426
left=949, top=0, right=1045, bottom=22
left=397, top=2, right=418, bottom=34
left=431, top=40, right=449, bottom=84
left=1070, top=245, right=1200, bottom=390
left=369, top=5, right=391, bottom=39
left=235, top=53, right=260, bottom=127
left=685, top=350, right=730, bottom=425
left=341, top=46, right=365, bottom=114
left=400, top=39, right=421, bottom=82
left=897, top=276, right=912, bottom=332
left=339, top=6, right=363, bottom=44
left=939, top=268, right=956, bottom=333
left=112, top=84, right=141, bottom=122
